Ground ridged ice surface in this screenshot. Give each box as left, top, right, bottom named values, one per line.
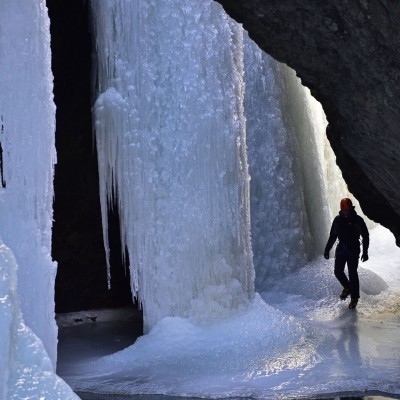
left=91, top=0, right=363, bottom=322
left=0, top=243, right=78, bottom=399
left=0, top=0, right=392, bottom=398
left=0, top=1, right=78, bottom=398
left=0, top=0, right=57, bottom=364
left=244, top=40, right=354, bottom=290
left=92, top=0, right=254, bottom=330
left=75, top=2, right=400, bottom=399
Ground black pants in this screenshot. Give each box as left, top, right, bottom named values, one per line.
left=334, top=251, right=360, bottom=299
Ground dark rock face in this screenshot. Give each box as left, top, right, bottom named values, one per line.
left=216, top=0, right=400, bottom=245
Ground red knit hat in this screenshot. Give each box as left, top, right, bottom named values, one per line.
left=340, top=198, right=353, bottom=210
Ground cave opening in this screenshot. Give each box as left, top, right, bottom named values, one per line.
left=46, top=0, right=143, bottom=363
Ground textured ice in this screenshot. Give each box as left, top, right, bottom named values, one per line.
left=0, top=0, right=57, bottom=363
left=64, top=294, right=327, bottom=396
left=0, top=243, right=78, bottom=399
left=243, top=39, right=375, bottom=292
left=62, top=226, right=400, bottom=399
left=92, top=0, right=253, bottom=331
left=76, top=2, right=400, bottom=398
left=91, top=0, right=369, bottom=331
left=0, top=1, right=78, bottom=398
left=1, top=0, right=396, bottom=398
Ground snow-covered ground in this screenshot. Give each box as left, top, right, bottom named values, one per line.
left=59, top=225, right=400, bottom=399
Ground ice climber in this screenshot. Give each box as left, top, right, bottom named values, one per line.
left=324, top=198, right=369, bottom=309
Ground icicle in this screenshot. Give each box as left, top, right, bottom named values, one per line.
left=91, top=0, right=254, bottom=330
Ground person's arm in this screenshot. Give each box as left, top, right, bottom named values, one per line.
left=324, top=218, right=338, bottom=258
left=359, top=217, right=369, bottom=260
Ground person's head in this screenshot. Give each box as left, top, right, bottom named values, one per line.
left=340, top=197, right=353, bottom=216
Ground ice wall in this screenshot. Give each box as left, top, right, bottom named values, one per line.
left=0, top=242, right=78, bottom=399
left=244, top=40, right=312, bottom=289
left=0, top=1, right=78, bottom=398
left=91, top=0, right=254, bottom=331
left=244, top=37, right=356, bottom=290
left=0, top=0, right=57, bottom=364
left=91, top=0, right=362, bottom=326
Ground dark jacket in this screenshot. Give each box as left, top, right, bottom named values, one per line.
left=325, top=208, right=369, bottom=256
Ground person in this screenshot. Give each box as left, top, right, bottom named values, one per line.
left=324, top=198, right=369, bottom=309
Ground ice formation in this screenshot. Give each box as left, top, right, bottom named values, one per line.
left=244, top=38, right=355, bottom=290
left=91, top=0, right=356, bottom=323
left=62, top=226, right=400, bottom=399
left=0, top=243, right=78, bottom=399
left=0, top=0, right=393, bottom=398
left=91, top=0, right=254, bottom=331
left=0, top=1, right=77, bottom=398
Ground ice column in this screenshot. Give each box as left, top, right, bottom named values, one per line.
left=245, top=36, right=350, bottom=290
left=244, top=39, right=312, bottom=290
left=0, top=0, right=57, bottom=364
left=91, top=0, right=254, bottom=330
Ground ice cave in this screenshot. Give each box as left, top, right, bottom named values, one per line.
left=0, top=1, right=399, bottom=399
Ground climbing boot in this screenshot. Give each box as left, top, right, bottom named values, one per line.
left=349, top=299, right=358, bottom=310
left=340, top=288, right=351, bottom=300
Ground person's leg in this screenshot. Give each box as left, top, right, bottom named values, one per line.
left=347, top=256, right=360, bottom=299
left=334, top=253, right=349, bottom=289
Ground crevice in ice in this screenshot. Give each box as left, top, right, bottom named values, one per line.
left=46, top=0, right=138, bottom=315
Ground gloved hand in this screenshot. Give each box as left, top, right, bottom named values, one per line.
left=324, top=251, right=329, bottom=259
left=361, top=253, right=369, bottom=262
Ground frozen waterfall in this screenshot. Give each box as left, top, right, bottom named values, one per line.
left=0, top=1, right=77, bottom=398
left=0, top=1, right=57, bottom=362
left=244, top=39, right=352, bottom=291
left=91, top=0, right=352, bottom=328
left=92, top=0, right=254, bottom=331
left=1, top=0, right=396, bottom=398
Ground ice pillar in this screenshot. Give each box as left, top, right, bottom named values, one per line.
left=245, top=36, right=351, bottom=290
left=91, top=0, right=254, bottom=330
left=0, top=0, right=57, bottom=364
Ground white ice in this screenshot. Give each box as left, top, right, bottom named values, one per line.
left=0, top=242, right=79, bottom=399
left=0, top=1, right=78, bottom=398
left=61, top=225, right=400, bottom=399
left=91, top=0, right=372, bottom=333
left=92, top=0, right=254, bottom=331
left=77, top=1, right=400, bottom=398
